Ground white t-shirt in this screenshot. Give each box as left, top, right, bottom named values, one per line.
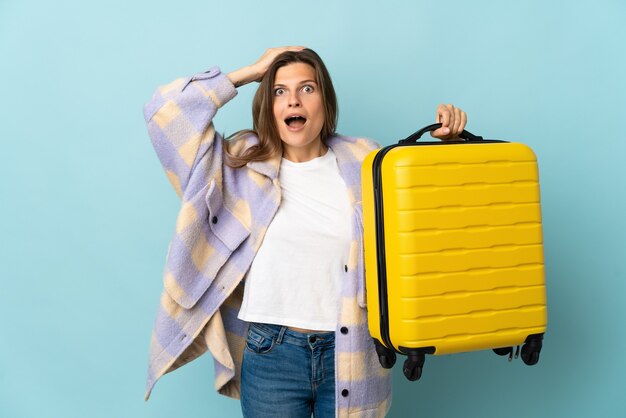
left=237, top=147, right=352, bottom=331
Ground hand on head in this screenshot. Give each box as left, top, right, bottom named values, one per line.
left=251, top=46, right=306, bottom=81
left=228, top=46, right=306, bottom=87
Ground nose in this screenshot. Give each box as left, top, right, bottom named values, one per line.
left=288, top=91, right=301, bottom=107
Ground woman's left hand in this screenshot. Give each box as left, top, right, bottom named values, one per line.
left=430, top=104, right=467, bottom=140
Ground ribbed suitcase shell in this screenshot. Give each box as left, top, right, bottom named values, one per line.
left=362, top=141, right=547, bottom=356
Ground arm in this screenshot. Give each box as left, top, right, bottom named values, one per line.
left=143, top=67, right=236, bottom=198
left=144, top=46, right=305, bottom=198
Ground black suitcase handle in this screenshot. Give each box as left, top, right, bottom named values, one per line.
left=399, top=123, right=484, bottom=144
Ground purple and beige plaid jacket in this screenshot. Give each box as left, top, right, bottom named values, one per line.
left=144, top=67, right=392, bottom=417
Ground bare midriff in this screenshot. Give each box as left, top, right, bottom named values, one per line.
left=288, top=326, right=332, bottom=334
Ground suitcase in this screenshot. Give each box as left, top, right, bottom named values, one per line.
left=362, top=123, right=547, bottom=380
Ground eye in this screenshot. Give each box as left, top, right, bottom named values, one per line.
left=274, top=88, right=286, bottom=96
left=302, top=85, right=314, bottom=93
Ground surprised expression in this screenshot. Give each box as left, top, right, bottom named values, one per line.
left=272, top=62, right=325, bottom=151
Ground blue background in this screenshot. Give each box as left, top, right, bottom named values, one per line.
left=1, top=0, right=625, bottom=417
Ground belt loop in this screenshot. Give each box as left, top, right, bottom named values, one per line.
left=277, top=326, right=287, bottom=344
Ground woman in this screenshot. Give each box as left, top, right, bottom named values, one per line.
left=144, top=46, right=467, bottom=418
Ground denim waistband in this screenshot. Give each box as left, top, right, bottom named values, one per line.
left=248, top=322, right=335, bottom=348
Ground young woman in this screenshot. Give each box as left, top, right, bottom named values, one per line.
left=144, top=46, right=467, bottom=418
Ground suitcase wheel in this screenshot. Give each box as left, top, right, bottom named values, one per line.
left=379, top=352, right=396, bottom=369
left=521, top=340, right=542, bottom=366
left=373, top=339, right=397, bottom=369
left=402, top=353, right=425, bottom=381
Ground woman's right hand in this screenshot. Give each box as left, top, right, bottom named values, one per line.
left=227, top=46, right=306, bottom=87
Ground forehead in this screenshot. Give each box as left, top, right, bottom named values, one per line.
left=274, top=62, right=317, bottom=85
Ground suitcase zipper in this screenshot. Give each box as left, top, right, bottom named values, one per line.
left=372, top=144, right=400, bottom=352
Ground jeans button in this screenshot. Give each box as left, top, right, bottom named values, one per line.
left=309, top=336, right=317, bottom=343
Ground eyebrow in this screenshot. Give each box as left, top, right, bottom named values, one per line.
left=273, top=80, right=318, bottom=87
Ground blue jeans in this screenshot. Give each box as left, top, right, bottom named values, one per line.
left=240, top=322, right=336, bottom=418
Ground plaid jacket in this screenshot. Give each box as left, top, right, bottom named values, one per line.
left=144, top=67, right=392, bottom=417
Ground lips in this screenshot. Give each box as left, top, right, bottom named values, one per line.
left=284, top=115, right=307, bottom=131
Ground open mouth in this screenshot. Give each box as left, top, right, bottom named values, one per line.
left=284, top=116, right=307, bottom=129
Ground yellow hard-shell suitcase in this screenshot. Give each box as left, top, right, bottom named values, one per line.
left=362, top=124, right=547, bottom=380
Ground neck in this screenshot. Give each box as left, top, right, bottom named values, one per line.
left=282, top=141, right=328, bottom=163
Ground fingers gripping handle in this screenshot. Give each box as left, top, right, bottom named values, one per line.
left=399, top=123, right=483, bottom=144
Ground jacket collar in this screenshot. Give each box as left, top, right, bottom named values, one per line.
left=244, top=135, right=367, bottom=181
left=245, top=153, right=281, bottom=180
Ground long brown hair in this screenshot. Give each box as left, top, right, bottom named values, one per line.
left=224, top=49, right=338, bottom=168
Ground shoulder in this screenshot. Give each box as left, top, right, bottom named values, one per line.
left=327, top=134, right=382, bottom=161
left=224, top=130, right=260, bottom=157
left=335, top=135, right=381, bottom=150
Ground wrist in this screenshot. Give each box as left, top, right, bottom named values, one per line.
left=227, top=65, right=260, bottom=88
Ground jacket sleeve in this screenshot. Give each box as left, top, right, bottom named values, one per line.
left=143, top=66, right=237, bottom=198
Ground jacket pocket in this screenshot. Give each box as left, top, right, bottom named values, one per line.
left=205, top=180, right=251, bottom=251
left=163, top=180, right=251, bottom=309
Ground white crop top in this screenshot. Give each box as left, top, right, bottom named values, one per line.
left=237, top=147, right=352, bottom=331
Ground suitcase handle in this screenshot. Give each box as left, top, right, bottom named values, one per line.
left=399, top=123, right=483, bottom=144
